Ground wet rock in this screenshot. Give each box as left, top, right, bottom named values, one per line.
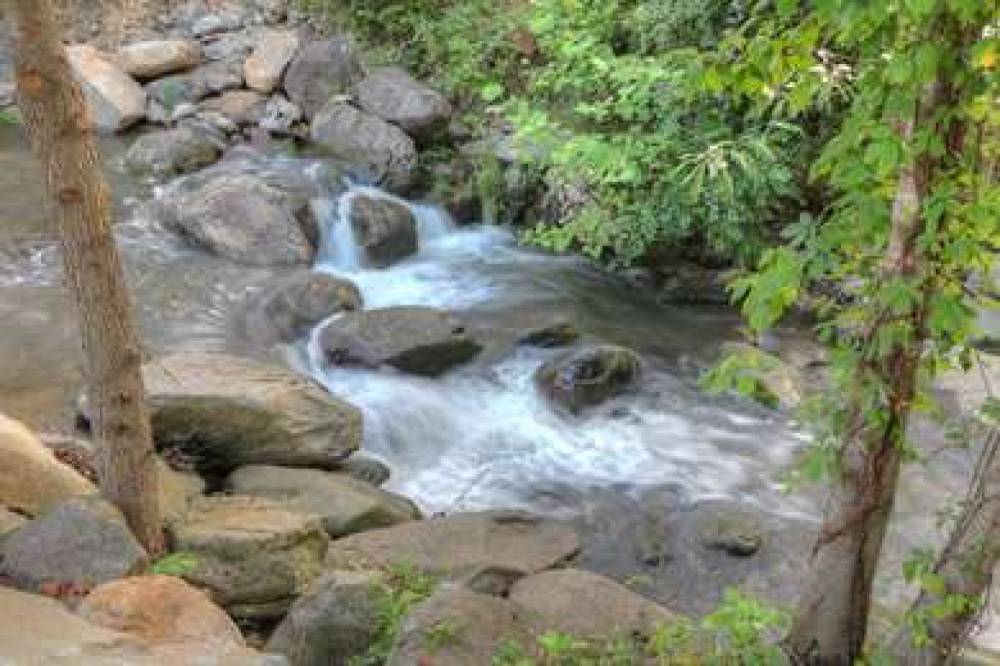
left=240, top=271, right=362, bottom=346
left=260, top=94, right=303, bottom=134
left=283, top=38, right=364, bottom=119
left=79, top=574, right=247, bottom=655
left=325, top=511, right=580, bottom=578
left=510, top=569, right=676, bottom=638
left=353, top=67, right=452, bottom=142
left=118, top=40, right=200, bottom=80
left=143, top=352, right=361, bottom=475
left=347, top=194, right=418, bottom=267
left=0, top=414, right=95, bottom=517
left=692, top=499, right=764, bottom=557
left=146, top=59, right=244, bottom=111
left=169, top=495, right=329, bottom=620
left=318, top=307, right=482, bottom=377
left=199, top=89, right=267, bottom=126
left=387, top=585, right=535, bottom=666
left=225, top=465, right=420, bottom=538
left=245, top=29, right=300, bottom=94
left=67, top=45, right=146, bottom=132
left=518, top=318, right=580, bottom=348
left=534, top=345, right=642, bottom=413
left=311, top=102, right=417, bottom=191
left=267, top=570, right=385, bottom=665
left=0, top=497, right=148, bottom=590
left=157, top=170, right=315, bottom=265
left=124, top=125, right=221, bottom=177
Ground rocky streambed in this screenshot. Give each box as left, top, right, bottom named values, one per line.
left=1, top=0, right=998, bottom=662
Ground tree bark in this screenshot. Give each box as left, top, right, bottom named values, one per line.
left=5, top=0, right=163, bottom=554
left=891, top=427, right=1000, bottom=663
left=784, top=79, right=951, bottom=665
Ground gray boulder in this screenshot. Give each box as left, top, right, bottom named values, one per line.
left=199, top=89, right=268, bottom=126
left=146, top=60, right=244, bottom=111
left=691, top=499, right=765, bottom=557
left=143, top=352, right=362, bottom=475
left=124, top=126, right=221, bottom=177
left=225, top=465, right=420, bottom=537
left=118, top=39, right=200, bottom=79
left=283, top=38, right=364, bottom=119
left=0, top=497, right=147, bottom=590
left=311, top=103, right=417, bottom=191
left=240, top=271, right=362, bottom=346
left=534, top=345, right=642, bottom=413
left=169, top=495, right=329, bottom=620
left=157, top=170, right=315, bottom=266
left=267, top=570, right=385, bottom=665
left=353, top=67, right=452, bottom=142
left=318, top=307, right=482, bottom=376
left=347, top=194, right=418, bottom=267
left=325, top=511, right=580, bottom=579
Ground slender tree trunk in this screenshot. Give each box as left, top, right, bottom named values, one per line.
left=784, top=79, right=952, bottom=665
left=891, top=427, right=1000, bottom=663
left=5, top=0, right=163, bottom=554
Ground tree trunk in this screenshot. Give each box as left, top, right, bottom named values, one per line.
left=5, top=0, right=163, bottom=554
left=784, top=79, right=950, bottom=665
left=891, top=427, right=1000, bottom=663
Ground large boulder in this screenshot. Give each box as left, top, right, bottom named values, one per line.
left=267, top=570, right=386, bottom=665
left=509, top=569, right=676, bottom=638
left=169, top=496, right=329, bottom=619
left=347, top=193, right=418, bottom=267
left=146, top=59, right=244, bottom=111
left=311, top=102, right=417, bottom=191
left=124, top=125, right=221, bottom=178
left=225, top=465, right=420, bottom=538
left=0, top=414, right=95, bottom=517
left=283, top=38, right=364, bottom=119
left=353, top=67, right=452, bottom=142
left=143, top=352, right=361, bottom=475
left=79, top=575, right=248, bottom=657
left=388, top=585, right=535, bottom=666
left=245, top=29, right=300, bottom=94
left=67, top=45, right=146, bottom=132
left=534, top=344, right=642, bottom=413
left=0, top=586, right=280, bottom=665
left=118, top=40, right=200, bottom=79
left=318, top=307, right=482, bottom=377
left=156, top=170, right=315, bottom=265
left=0, top=497, right=148, bottom=590
left=325, top=511, right=580, bottom=579
left=240, top=271, right=362, bottom=346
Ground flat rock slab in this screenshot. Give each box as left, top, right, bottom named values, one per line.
left=325, top=511, right=579, bottom=578
left=143, top=352, right=361, bottom=474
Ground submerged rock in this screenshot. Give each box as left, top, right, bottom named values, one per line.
left=517, top=318, right=580, bottom=348
left=534, top=345, right=642, bottom=413
left=169, top=496, right=329, bottom=620
left=267, top=570, right=386, bottom=665
left=124, top=125, right=221, bottom=177
left=118, top=39, right=200, bottom=80
left=353, top=67, right=452, bottom=142
left=0, top=497, right=148, bottom=590
left=143, top=352, right=361, bottom=475
left=347, top=194, right=418, bottom=267
left=318, top=306, right=482, bottom=376
left=67, top=45, right=146, bottom=132
left=225, top=465, right=420, bottom=537
left=311, top=102, right=417, bottom=191
left=325, top=511, right=580, bottom=578
left=0, top=414, right=95, bottom=517
left=283, top=38, right=364, bottom=119
left=691, top=499, right=765, bottom=557
left=240, top=271, right=362, bottom=346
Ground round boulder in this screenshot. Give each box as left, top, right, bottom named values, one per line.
left=240, top=271, right=362, bottom=346
left=283, top=39, right=364, bottom=119
left=534, top=345, right=642, bottom=413
left=347, top=194, right=418, bottom=267
left=352, top=67, right=452, bottom=142
left=124, top=125, right=221, bottom=178
left=318, top=307, right=482, bottom=376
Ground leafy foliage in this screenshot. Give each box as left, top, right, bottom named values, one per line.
left=0, top=107, right=21, bottom=125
